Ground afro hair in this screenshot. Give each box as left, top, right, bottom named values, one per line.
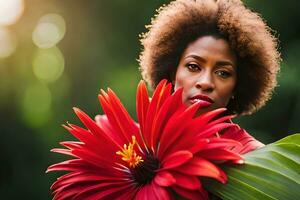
left=139, top=0, right=281, bottom=115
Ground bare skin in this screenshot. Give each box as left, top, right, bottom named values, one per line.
left=174, top=35, right=237, bottom=115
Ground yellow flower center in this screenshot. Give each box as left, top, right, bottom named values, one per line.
left=116, top=136, right=143, bottom=168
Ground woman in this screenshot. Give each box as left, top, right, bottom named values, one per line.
left=47, top=1, right=286, bottom=199
left=139, top=0, right=280, bottom=149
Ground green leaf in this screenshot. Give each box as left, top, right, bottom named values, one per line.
left=275, top=133, right=300, bottom=145
left=205, top=133, right=300, bottom=200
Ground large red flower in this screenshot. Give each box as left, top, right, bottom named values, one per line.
left=47, top=80, right=259, bottom=200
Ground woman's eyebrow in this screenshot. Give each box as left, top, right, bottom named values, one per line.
left=184, top=54, right=235, bottom=67
left=216, top=60, right=235, bottom=68
left=184, top=54, right=206, bottom=62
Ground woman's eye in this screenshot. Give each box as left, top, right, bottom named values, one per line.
left=186, top=64, right=200, bottom=72
left=216, top=70, right=231, bottom=78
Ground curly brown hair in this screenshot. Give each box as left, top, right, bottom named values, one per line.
left=139, top=0, right=281, bottom=115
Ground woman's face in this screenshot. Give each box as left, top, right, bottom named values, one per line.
left=174, top=35, right=237, bottom=115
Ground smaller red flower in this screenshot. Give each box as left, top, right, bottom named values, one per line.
left=47, top=80, right=260, bottom=200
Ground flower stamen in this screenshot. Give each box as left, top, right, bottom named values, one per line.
left=116, top=136, right=143, bottom=168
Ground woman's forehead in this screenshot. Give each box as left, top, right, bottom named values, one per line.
left=181, top=35, right=237, bottom=66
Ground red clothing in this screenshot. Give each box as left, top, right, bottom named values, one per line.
left=221, top=124, right=264, bottom=155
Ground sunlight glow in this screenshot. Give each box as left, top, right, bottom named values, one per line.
left=0, top=0, right=25, bottom=26
left=32, top=47, right=65, bottom=82
left=21, top=83, right=52, bottom=127
left=32, top=13, right=66, bottom=48
left=0, top=27, right=17, bottom=58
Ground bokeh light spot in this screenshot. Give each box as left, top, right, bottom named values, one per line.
left=0, top=27, right=17, bottom=58
left=21, top=83, right=52, bottom=127
left=0, top=0, right=24, bottom=26
left=32, top=13, right=66, bottom=48
left=32, top=47, right=65, bottom=82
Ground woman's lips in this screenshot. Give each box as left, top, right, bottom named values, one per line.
left=189, top=94, right=214, bottom=105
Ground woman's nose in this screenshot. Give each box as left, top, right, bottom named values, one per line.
left=195, top=72, right=215, bottom=92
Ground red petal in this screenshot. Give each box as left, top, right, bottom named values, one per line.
left=50, top=171, right=82, bottom=192
left=46, top=159, right=95, bottom=173
left=136, top=183, right=152, bottom=200
left=108, top=88, right=140, bottom=140
left=166, top=123, right=235, bottom=155
left=163, top=111, right=235, bottom=155
left=72, top=108, right=121, bottom=149
left=65, top=123, right=118, bottom=158
left=73, top=108, right=107, bottom=138
left=98, top=91, right=140, bottom=145
left=50, top=171, right=125, bottom=192
left=196, top=123, right=236, bottom=138
left=136, top=80, right=150, bottom=138
left=152, top=182, right=171, bottom=200
left=190, top=138, right=241, bottom=154
left=206, top=114, right=235, bottom=127
left=71, top=148, right=114, bottom=169
left=71, top=181, right=130, bottom=200
left=175, top=157, right=227, bottom=184
left=172, top=185, right=208, bottom=200
left=150, top=88, right=185, bottom=151
left=162, top=150, right=193, bottom=169
left=60, top=141, right=83, bottom=150
left=154, top=171, right=176, bottom=186
left=136, top=181, right=171, bottom=200
left=158, top=101, right=203, bottom=158
left=51, top=148, right=74, bottom=157
left=94, top=114, right=124, bottom=146
left=184, top=108, right=227, bottom=135
left=143, top=80, right=171, bottom=148
left=172, top=171, right=202, bottom=190
left=115, top=187, right=138, bottom=200
left=197, top=148, right=243, bottom=162
left=79, top=185, right=133, bottom=200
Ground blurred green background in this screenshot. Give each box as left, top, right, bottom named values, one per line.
left=0, top=0, right=299, bottom=199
